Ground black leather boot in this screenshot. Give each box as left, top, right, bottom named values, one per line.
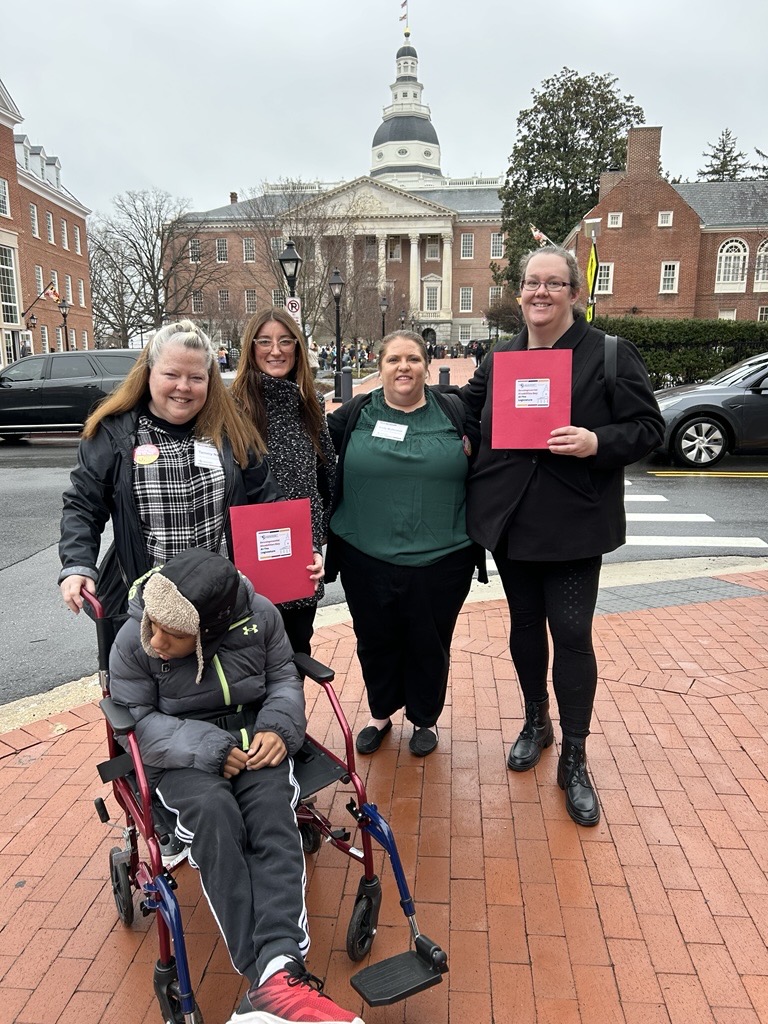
left=507, top=697, right=554, bottom=772
left=557, top=737, right=600, bottom=827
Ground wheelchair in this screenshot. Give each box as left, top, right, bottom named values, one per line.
left=85, top=589, right=448, bottom=1023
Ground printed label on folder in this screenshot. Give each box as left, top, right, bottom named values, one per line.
left=256, top=528, right=292, bottom=561
left=516, top=378, right=551, bottom=408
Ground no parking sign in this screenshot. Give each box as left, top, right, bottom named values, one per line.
left=285, top=297, right=302, bottom=326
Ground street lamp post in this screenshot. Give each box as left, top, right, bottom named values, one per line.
left=400, top=309, right=406, bottom=331
left=329, top=268, right=345, bottom=402
left=379, top=294, right=388, bottom=340
left=58, top=299, right=71, bottom=350
left=277, top=239, right=302, bottom=299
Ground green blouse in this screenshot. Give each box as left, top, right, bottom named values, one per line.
left=330, top=389, right=472, bottom=566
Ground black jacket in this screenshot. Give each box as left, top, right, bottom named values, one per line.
left=325, top=384, right=486, bottom=582
left=59, top=409, right=282, bottom=615
left=462, top=317, right=665, bottom=560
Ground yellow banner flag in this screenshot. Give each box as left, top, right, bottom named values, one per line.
left=585, top=239, right=599, bottom=323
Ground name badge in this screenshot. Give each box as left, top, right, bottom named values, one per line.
left=194, top=441, right=222, bottom=469
left=372, top=420, right=408, bottom=442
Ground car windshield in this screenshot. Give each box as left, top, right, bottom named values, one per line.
left=707, top=356, right=768, bottom=386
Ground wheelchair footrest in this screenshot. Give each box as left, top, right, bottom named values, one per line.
left=350, top=948, right=445, bottom=1006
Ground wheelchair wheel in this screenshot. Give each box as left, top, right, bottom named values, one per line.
left=346, top=895, right=377, bottom=962
left=299, top=822, right=323, bottom=855
left=109, top=846, right=134, bottom=926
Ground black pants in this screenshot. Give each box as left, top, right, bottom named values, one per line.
left=337, top=540, right=475, bottom=728
left=493, top=554, right=602, bottom=738
left=155, top=758, right=309, bottom=985
left=278, top=603, right=316, bottom=656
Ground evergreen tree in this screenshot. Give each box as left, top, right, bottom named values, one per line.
left=697, top=128, right=751, bottom=181
left=498, top=67, right=645, bottom=277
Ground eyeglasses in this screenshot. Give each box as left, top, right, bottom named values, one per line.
left=254, top=337, right=297, bottom=351
left=520, top=279, right=572, bottom=292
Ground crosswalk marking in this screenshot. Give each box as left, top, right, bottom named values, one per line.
left=625, top=495, right=668, bottom=502
left=625, top=535, right=768, bottom=548
left=626, top=513, right=714, bottom=522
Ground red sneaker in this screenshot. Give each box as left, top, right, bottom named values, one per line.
left=230, top=960, right=365, bottom=1024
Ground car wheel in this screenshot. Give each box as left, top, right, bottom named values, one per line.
left=672, top=416, right=729, bottom=468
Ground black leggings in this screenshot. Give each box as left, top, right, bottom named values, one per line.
left=494, top=554, right=602, bottom=738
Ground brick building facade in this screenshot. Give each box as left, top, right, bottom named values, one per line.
left=0, top=77, right=92, bottom=368
left=565, top=127, right=768, bottom=322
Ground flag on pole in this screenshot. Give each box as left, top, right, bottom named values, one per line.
left=529, top=223, right=554, bottom=247
left=44, top=286, right=60, bottom=302
left=585, top=237, right=599, bottom=323
left=400, top=0, right=408, bottom=19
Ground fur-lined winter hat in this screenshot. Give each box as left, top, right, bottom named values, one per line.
left=140, top=548, right=241, bottom=684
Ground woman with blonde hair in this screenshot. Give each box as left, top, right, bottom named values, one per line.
left=231, top=308, right=335, bottom=654
left=59, top=320, right=282, bottom=618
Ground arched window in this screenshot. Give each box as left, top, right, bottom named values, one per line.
left=715, top=238, right=748, bottom=292
left=755, top=239, right=768, bottom=290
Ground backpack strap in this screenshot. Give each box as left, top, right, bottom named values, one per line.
left=604, top=334, right=618, bottom=411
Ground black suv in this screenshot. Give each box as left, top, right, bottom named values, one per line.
left=0, top=349, right=141, bottom=440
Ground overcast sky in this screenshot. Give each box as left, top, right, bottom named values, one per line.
left=3, top=0, right=766, bottom=218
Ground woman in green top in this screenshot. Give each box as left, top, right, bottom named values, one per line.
left=326, top=333, right=483, bottom=757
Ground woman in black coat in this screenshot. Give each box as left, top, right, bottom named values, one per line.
left=463, top=245, right=664, bottom=827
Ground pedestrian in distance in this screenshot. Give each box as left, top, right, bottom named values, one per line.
left=231, top=308, right=335, bottom=655
left=462, top=245, right=664, bottom=827
left=109, top=547, right=364, bottom=1024
left=326, top=331, right=485, bottom=758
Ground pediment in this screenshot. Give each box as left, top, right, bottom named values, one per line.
left=0, top=77, right=23, bottom=128
left=310, top=176, right=455, bottom=219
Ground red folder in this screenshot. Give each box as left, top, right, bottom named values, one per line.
left=491, top=349, right=573, bottom=449
left=230, top=498, right=315, bottom=605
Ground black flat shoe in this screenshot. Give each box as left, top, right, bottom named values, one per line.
left=355, top=720, right=392, bottom=754
left=409, top=726, right=439, bottom=757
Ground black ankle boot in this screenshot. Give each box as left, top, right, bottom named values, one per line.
left=557, top=737, right=600, bottom=827
left=507, top=697, right=554, bottom=772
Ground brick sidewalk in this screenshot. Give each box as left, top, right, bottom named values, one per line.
left=2, top=572, right=768, bottom=1023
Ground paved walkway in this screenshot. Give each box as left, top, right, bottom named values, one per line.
left=3, top=353, right=768, bottom=1023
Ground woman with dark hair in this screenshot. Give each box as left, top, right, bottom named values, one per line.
left=231, top=308, right=335, bottom=655
left=463, top=246, right=664, bottom=826
left=59, top=320, right=281, bottom=618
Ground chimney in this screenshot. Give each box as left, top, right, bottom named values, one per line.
left=230, top=191, right=238, bottom=204
left=625, top=126, right=662, bottom=179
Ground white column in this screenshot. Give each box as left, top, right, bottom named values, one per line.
left=409, top=233, right=420, bottom=314
left=377, top=233, right=387, bottom=294
left=441, top=233, right=453, bottom=316
left=345, top=235, right=355, bottom=281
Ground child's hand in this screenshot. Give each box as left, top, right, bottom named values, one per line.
left=246, top=731, right=287, bottom=770
left=222, top=747, right=249, bottom=779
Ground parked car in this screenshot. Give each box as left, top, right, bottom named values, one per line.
left=0, top=349, right=141, bottom=440
left=654, top=351, right=768, bottom=468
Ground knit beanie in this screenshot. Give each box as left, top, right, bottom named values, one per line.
left=140, top=548, right=241, bottom=684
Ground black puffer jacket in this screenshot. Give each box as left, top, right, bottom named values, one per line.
left=58, top=409, right=282, bottom=615
left=109, top=569, right=305, bottom=774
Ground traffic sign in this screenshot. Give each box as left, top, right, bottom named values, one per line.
left=285, top=297, right=302, bottom=325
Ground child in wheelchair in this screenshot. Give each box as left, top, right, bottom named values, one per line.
left=109, top=546, right=364, bottom=1024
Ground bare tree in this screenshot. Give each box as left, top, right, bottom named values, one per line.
left=88, top=223, right=145, bottom=346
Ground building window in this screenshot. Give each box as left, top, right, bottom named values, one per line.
left=459, top=286, right=473, bottom=312
left=489, top=285, right=503, bottom=306
left=243, top=238, right=256, bottom=262
left=425, top=284, right=439, bottom=312
left=64, top=275, right=73, bottom=303
left=81, top=330, right=88, bottom=349
left=192, top=290, right=204, bottom=313
left=387, top=238, right=402, bottom=261
left=245, top=289, right=258, bottom=313
left=754, top=240, right=768, bottom=291
left=595, top=263, right=614, bottom=294
left=51, top=269, right=59, bottom=294
left=61, top=219, right=69, bottom=249
left=0, top=178, right=9, bottom=217
left=30, top=203, right=39, bottom=237
left=490, top=232, right=504, bottom=259
left=40, top=324, right=49, bottom=353
left=659, top=261, right=680, bottom=293
left=35, top=265, right=45, bottom=295
left=46, top=212, right=55, bottom=243
left=460, top=233, right=474, bottom=259
left=364, top=236, right=377, bottom=262
left=78, top=279, right=85, bottom=306
left=425, top=236, right=440, bottom=261
left=69, top=328, right=77, bottom=350
left=459, top=324, right=472, bottom=342
left=718, top=309, right=737, bottom=320
left=270, top=237, right=283, bottom=256
left=55, top=326, right=63, bottom=351
left=657, top=211, right=673, bottom=227
left=216, top=238, right=228, bottom=263
left=0, top=245, right=20, bottom=323
left=74, top=225, right=81, bottom=255
left=272, top=288, right=286, bottom=307
left=607, top=212, right=623, bottom=228
left=218, top=289, right=230, bottom=311
left=715, top=238, right=748, bottom=292
left=189, top=239, right=201, bottom=263
left=758, top=306, right=768, bottom=322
